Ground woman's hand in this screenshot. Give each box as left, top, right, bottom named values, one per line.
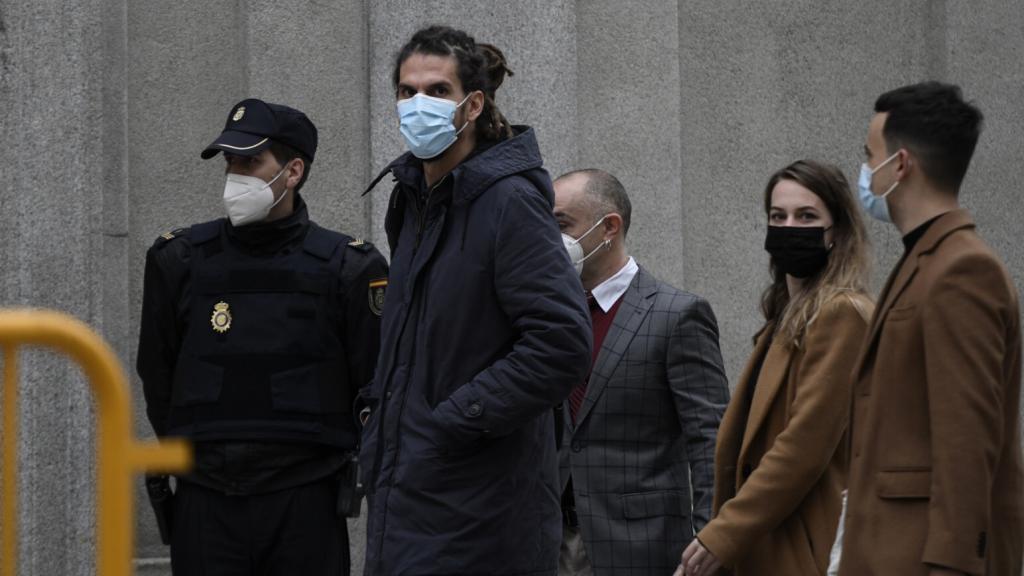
left=674, top=538, right=722, bottom=576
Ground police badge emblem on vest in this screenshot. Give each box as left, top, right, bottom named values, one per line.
left=211, top=301, right=232, bottom=333
left=368, top=279, right=387, bottom=317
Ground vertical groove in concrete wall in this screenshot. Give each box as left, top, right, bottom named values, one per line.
left=93, top=0, right=130, bottom=569
left=240, top=0, right=252, bottom=96
left=1, top=0, right=111, bottom=571
left=678, top=2, right=777, bottom=378
left=576, top=0, right=682, bottom=288
left=243, top=0, right=370, bottom=238
left=941, top=1, right=1024, bottom=445
left=100, top=0, right=130, bottom=384
left=942, top=0, right=1024, bottom=286
left=925, top=0, right=948, bottom=81
left=0, top=1, right=17, bottom=302
left=127, top=2, right=252, bottom=564
left=362, top=0, right=376, bottom=244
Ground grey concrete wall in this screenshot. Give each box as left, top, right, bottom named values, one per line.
left=0, top=0, right=125, bottom=573
left=1, top=1, right=1022, bottom=574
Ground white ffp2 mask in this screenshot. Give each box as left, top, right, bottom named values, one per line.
left=561, top=216, right=609, bottom=276
left=222, top=167, right=288, bottom=227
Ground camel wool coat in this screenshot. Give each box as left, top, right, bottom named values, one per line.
left=698, top=293, right=872, bottom=575
left=839, top=209, right=1023, bottom=576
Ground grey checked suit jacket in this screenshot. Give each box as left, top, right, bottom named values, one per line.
left=558, top=266, right=729, bottom=575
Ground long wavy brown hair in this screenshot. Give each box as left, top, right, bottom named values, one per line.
left=758, top=159, right=872, bottom=347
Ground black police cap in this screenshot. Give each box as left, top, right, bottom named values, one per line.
left=201, top=98, right=317, bottom=162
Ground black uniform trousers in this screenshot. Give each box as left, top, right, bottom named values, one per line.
left=170, top=476, right=349, bottom=576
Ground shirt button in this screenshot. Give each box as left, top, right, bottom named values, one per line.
left=467, top=402, right=482, bottom=417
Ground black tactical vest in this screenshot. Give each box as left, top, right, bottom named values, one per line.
left=166, top=219, right=355, bottom=448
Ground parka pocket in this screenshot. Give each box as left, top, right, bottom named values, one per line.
left=876, top=467, right=931, bottom=499
left=428, top=398, right=486, bottom=458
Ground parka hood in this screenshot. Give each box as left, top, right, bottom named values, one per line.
left=365, top=126, right=551, bottom=207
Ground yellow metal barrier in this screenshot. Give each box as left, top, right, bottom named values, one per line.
left=0, top=309, right=191, bottom=576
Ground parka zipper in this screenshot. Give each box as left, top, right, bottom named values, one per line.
left=370, top=171, right=450, bottom=570
left=414, top=174, right=449, bottom=250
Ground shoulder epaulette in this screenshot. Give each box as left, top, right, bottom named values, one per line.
left=153, top=227, right=187, bottom=248
left=347, top=239, right=374, bottom=253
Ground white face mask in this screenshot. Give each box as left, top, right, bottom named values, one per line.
left=561, top=216, right=609, bottom=276
left=222, top=166, right=288, bottom=227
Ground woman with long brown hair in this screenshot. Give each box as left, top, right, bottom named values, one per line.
left=677, top=159, right=873, bottom=576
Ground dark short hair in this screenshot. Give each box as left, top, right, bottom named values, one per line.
left=392, top=25, right=515, bottom=142
left=268, top=140, right=312, bottom=193
left=558, top=169, right=632, bottom=237
left=874, top=81, right=983, bottom=192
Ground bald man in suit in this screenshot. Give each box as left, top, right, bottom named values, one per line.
left=553, top=169, right=729, bottom=576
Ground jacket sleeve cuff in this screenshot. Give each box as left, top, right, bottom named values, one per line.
left=922, top=528, right=986, bottom=575
left=434, top=385, right=488, bottom=445
left=696, top=523, right=741, bottom=569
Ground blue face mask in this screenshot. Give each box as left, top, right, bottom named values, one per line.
left=857, top=151, right=900, bottom=223
left=397, top=93, right=472, bottom=159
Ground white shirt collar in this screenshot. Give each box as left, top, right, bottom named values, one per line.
left=590, top=257, right=638, bottom=313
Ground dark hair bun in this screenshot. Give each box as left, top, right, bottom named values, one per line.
left=477, top=43, right=514, bottom=94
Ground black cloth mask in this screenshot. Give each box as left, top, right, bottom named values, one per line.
left=764, top=226, right=831, bottom=279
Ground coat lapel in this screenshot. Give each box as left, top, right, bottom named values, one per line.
left=739, top=336, right=791, bottom=459
left=853, top=209, right=976, bottom=377
left=713, top=329, right=772, bottom=507
left=572, top=269, right=656, bottom=430
left=858, top=253, right=919, bottom=363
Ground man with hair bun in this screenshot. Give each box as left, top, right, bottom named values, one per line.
left=359, top=25, right=592, bottom=575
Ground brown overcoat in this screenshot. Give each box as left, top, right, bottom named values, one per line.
left=839, top=209, right=1023, bottom=576
left=698, top=293, right=872, bottom=575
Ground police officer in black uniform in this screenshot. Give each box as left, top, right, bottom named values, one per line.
left=137, top=98, right=387, bottom=576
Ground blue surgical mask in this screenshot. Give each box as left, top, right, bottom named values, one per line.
left=397, top=93, right=472, bottom=159
left=857, top=151, right=900, bottom=223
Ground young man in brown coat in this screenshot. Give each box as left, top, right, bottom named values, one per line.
left=840, top=82, right=1023, bottom=576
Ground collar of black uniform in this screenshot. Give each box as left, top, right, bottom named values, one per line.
left=227, top=192, right=309, bottom=250
left=901, top=213, right=944, bottom=253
